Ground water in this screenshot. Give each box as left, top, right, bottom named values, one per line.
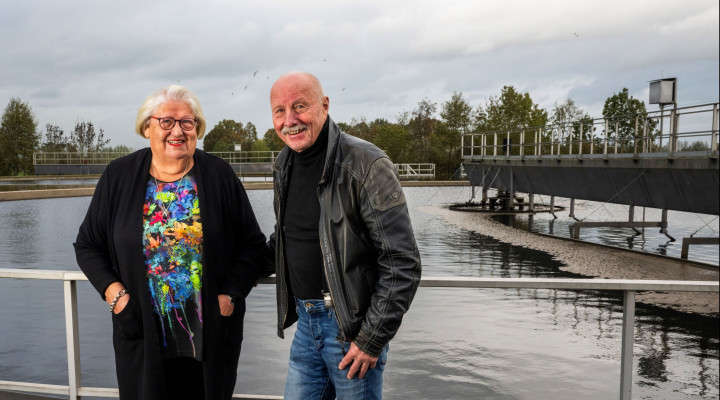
left=489, top=194, right=719, bottom=265
left=0, top=187, right=717, bottom=399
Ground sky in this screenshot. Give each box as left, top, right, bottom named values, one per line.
left=1, top=0, right=717, bottom=150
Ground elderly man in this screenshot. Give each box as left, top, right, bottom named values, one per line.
left=266, top=71, right=421, bottom=399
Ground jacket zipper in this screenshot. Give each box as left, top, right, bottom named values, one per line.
left=276, top=166, right=289, bottom=331
left=317, top=185, right=348, bottom=341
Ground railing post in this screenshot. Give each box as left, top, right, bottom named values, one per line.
left=520, top=130, right=525, bottom=158
left=620, top=290, right=636, bottom=400
left=569, top=125, right=574, bottom=156
left=64, top=280, right=81, bottom=400
left=494, top=132, right=497, bottom=157
left=633, top=115, right=639, bottom=156
left=506, top=131, right=510, bottom=157
left=712, top=103, right=719, bottom=152
left=603, top=119, right=609, bottom=157
left=669, top=109, right=678, bottom=155
left=579, top=123, right=584, bottom=156
left=614, top=122, right=619, bottom=154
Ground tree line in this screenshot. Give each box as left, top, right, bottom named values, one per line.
left=1, top=87, right=709, bottom=177
left=0, top=98, right=131, bottom=176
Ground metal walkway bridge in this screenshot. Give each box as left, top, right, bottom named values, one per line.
left=461, top=102, right=719, bottom=215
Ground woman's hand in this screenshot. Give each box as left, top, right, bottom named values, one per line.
left=218, top=294, right=235, bottom=316
left=105, top=282, right=129, bottom=314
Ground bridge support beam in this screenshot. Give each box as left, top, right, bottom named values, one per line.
left=572, top=208, right=676, bottom=240
left=681, top=237, right=720, bottom=259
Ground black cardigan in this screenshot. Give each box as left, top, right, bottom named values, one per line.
left=74, top=148, right=266, bottom=400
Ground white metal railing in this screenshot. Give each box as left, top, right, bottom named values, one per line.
left=0, top=269, right=717, bottom=400
left=208, top=151, right=282, bottom=164
left=462, top=102, right=719, bottom=160
left=395, top=163, right=435, bottom=179
left=31, top=151, right=282, bottom=166
left=33, top=152, right=132, bottom=165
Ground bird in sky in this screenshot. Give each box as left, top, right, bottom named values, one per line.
left=573, top=32, right=580, bottom=37
left=253, top=71, right=258, bottom=77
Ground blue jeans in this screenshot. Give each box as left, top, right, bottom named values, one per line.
left=284, top=298, right=388, bottom=400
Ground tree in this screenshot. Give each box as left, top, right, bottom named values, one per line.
left=549, top=99, right=594, bottom=153
left=407, top=98, right=438, bottom=161
left=102, top=144, right=134, bottom=153
left=41, top=124, right=72, bottom=152
left=0, top=97, right=40, bottom=175
left=602, top=88, right=656, bottom=151
left=431, top=92, right=473, bottom=178
left=263, top=128, right=285, bottom=151
left=473, top=86, right=547, bottom=155
left=203, top=119, right=257, bottom=152
left=373, top=123, right=412, bottom=162
left=474, top=86, right=547, bottom=133
left=70, top=121, right=110, bottom=155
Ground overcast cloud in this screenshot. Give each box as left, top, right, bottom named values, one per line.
left=1, top=0, right=717, bottom=150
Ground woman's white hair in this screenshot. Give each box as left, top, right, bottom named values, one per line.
left=135, top=85, right=207, bottom=138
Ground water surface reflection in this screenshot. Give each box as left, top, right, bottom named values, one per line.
left=0, top=187, right=716, bottom=399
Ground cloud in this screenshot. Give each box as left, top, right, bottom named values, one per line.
left=0, top=0, right=717, bottom=149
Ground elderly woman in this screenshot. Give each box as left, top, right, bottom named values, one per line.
left=74, top=85, right=265, bottom=400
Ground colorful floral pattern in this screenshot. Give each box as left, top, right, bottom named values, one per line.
left=143, top=171, right=203, bottom=359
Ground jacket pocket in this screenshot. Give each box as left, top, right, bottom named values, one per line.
left=111, top=295, right=143, bottom=340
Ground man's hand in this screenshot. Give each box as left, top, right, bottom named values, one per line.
left=338, top=342, right=378, bottom=379
left=218, top=295, right=235, bottom=316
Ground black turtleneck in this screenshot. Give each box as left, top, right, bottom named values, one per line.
left=284, top=117, right=329, bottom=300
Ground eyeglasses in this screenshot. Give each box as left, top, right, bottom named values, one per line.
left=151, top=116, right=197, bottom=131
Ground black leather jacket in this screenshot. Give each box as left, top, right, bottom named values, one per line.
left=267, top=117, right=421, bottom=357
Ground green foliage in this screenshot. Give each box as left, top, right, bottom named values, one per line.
left=407, top=98, right=438, bottom=161
left=41, top=124, right=72, bottom=152
left=602, top=88, right=657, bottom=150
left=0, top=97, right=40, bottom=175
left=474, top=86, right=547, bottom=133
left=262, top=128, right=285, bottom=151
left=676, top=140, right=710, bottom=151
left=70, top=121, right=110, bottom=154
left=549, top=99, right=595, bottom=153
left=343, top=118, right=372, bottom=142
left=102, top=144, right=134, bottom=153
left=434, top=92, right=472, bottom=178
left=373, top=123, right=411, bottom=162
left=203, top=119, right=257, bottom=152
left=473, top=86, right=547, bottom=156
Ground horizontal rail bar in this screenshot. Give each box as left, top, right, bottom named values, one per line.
left=0, top=381, right=282, bottom=400
left=3, top=269, right=716, bottom=292
left=573, top=222, right=662, bottom=228
left=2, top=268, right=717, bottom=400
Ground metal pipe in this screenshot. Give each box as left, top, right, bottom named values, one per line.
left=579, top=123, right=584, bottom=156
left=64, top=280, right=81, bottom=400
left=604, top=119, right=609, bottom=156
left=615, top=121, right=619, bottom=154
left=712, top=104, right=718, bottom=152
left=619, top=291, right=636, bottom=400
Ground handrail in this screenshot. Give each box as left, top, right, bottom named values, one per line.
left=462, top=102, right=720, bottom=160
left=0, top=268, right=717, bottom=400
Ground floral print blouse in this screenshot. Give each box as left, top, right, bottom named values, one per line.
left=143, top=169, right=203, bottom=360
